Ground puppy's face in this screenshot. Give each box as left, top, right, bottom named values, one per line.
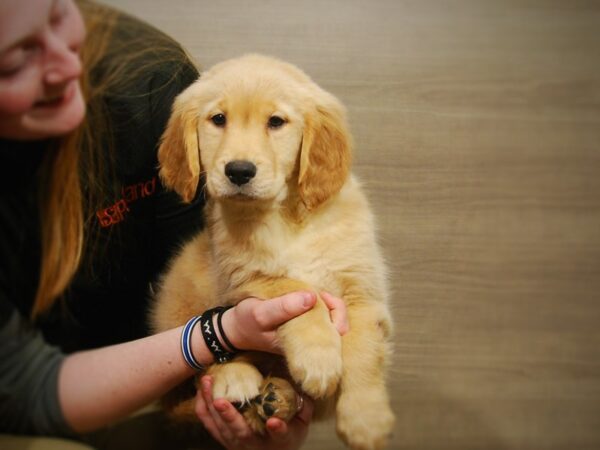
left=159, top=54, right=352, bottom=210
left=197, top=70, right=305, bottom=203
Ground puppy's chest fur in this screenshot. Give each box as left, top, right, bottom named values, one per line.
left=208, top=202, right=349, bottom=297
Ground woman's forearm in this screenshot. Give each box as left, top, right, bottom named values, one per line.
left=57, top=292, right=326, bottom=434
left=58, top=325, right=211, bottom=433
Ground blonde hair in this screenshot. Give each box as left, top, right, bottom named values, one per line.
left=32, top=0, right=196, bottom=318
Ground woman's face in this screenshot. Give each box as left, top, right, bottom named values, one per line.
left=0, top=0, right=86, bottom=140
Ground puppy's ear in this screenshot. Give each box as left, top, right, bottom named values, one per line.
left=299, top=92, right=352, bottom=210
left=158, top=85, right=202, bottom=203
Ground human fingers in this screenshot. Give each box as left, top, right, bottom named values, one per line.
left=195, top=377, right=227, bottom=446
left=201, top=376, right=252, bottom=448
left=201, top=376, right=257, bottom=444
left=295, top=394, right=315, bottom=425
left=253, top=291, right=316, bottom=329
left=265, top=417, right=289, bottom=439
left=265, top=395, right=315, bottom=446
left=212, top=398, right=254, bottom=442
left=320, top=291, right=350, bottom=335
left=221, top=293, right=316, bottom=355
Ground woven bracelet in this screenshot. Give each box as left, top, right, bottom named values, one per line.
left=181, top=315, right=204, bottom=371
left=200, top=306, right=238, bottom=364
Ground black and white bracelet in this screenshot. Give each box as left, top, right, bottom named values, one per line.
left=200, top=306, right=239, bottom=364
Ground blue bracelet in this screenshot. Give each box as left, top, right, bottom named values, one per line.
left=181, top=315, right=204, bottom=371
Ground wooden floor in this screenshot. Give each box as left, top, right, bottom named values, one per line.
left=104, top=1, right=600, bottom=449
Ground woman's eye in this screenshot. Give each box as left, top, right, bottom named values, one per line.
left=0, top=60, right=23, bottom=78
left=211, top=113, right=226, bottom=127
left=0, top=45, right=38, bottom=78
left=268, top=116, right=286, bottom=129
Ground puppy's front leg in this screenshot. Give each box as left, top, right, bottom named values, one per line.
left=277, top=295, right=342, bottom=399
left=234, top=279, right=342, bottom=400
left=336, top=301, right=395, bottom=450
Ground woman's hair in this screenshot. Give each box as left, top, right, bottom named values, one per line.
left=32, top=0, right=197, bottom=318
left=32, top=1, right=116, bottom=318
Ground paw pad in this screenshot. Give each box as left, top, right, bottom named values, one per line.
left=238, top=377, right=299, bottom=430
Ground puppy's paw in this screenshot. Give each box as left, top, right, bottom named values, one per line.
left=207, top=361, right=263, bottom=405
left=253, top=377, right=299, bottom=423
left=241, top=377, right=300, bottom=434
left=336, top=388, right=395, bottom=450
left=285, top=332, right=342, bottom=398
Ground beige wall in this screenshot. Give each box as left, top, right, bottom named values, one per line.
left=101, top=1, right=600, bottom=449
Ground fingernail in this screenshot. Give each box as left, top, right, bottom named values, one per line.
left=215, top=401, right=228, bottom=413
left=302, top=292, right=314, bottom=307
left=268, top=419, right=282, bottom=432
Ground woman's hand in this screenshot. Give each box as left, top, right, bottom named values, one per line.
left=221, top=291, right=349, bottom=354
left=197, top=291, right=348, bottom=447
left=195, top=375, right=314, bottom=450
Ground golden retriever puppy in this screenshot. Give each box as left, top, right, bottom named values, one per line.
left=151, top=54, right=394, bottom=450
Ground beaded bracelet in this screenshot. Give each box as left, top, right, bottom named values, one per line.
left=181, top=315, right=204, bottom=371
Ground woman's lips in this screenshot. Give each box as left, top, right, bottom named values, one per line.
left=31, top=81, right=77, bottom=114
left=34, top=81, right=76, bottom=109
left=35, top=96, right=65, bottom=107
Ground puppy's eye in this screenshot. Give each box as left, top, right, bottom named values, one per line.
left=268, top=116, right=286, bottom=129
left=211, top=113, right=227, bottom=127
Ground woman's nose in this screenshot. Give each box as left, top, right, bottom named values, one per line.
left=44, top=34, right=83, bottom=85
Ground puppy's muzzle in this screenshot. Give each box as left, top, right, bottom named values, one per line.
left=225, top=160, right=257, bottom=186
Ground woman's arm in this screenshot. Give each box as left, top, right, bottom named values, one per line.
left=58, top=291, right=322, bottom=433
left=0, top=309, right=69, bottom=435
left=58, top=324, right=193, bottom=433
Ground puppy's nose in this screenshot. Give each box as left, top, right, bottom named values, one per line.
left=225, top=160, right=257, bottom=186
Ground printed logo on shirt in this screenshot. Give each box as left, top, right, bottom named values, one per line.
left=96, top=176, right=157, bottom=228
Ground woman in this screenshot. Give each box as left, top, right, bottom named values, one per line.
left=0, top=1, right=348, bottom=449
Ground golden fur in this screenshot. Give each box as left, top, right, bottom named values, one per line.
left=151, top=54, right=394, bottom=450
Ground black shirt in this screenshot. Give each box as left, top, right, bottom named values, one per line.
left=0, top=7, right=202, bottom=434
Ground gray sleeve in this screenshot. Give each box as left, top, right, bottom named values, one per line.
left=0, top=307, right=74, bottom=436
